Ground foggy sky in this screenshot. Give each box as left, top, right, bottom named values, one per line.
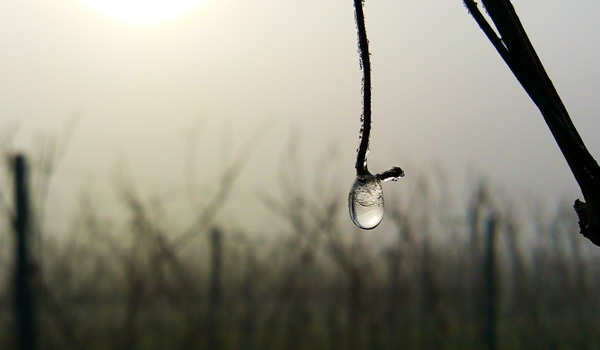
left=2, top=0, right=600, bottom=232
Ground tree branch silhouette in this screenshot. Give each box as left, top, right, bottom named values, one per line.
left=350, top=0, right=404, bottom=230
left=353, top=0, right=372, bottom=176
left=353, top=0, right=404, bottom=181
left=464, top=0, right=600, bottom=246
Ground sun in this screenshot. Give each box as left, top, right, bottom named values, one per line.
left=78, top=0, right=207, bottom=25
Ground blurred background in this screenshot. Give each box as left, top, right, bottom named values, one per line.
left=1, top=0, right=600, bottom=348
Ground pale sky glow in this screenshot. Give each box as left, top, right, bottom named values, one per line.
left=78, top=0, right=208, bottom=24
left=1, top=1, right=600, bottom=232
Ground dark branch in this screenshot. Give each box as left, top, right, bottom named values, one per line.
left=376, top=167, right=405, bottom=183
left=354, top=0, right=372, bottom=176
left=464, top=0, right=600, bottom=246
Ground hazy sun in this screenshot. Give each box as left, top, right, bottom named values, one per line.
left=78, top=0, right=207, bottom=24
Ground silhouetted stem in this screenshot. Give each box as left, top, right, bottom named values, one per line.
left=376, top=167, right=405, bottom=182
left=464, top=0, right=600, bottom=246
left=353, top=0, right=405, bottom=183
left=353, top=0, right=372, bottom=176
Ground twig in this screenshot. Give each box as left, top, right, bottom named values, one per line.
left=352, top=0, right=404, bottom=178
left=174, top=119, right=271, bottom=249
left=464, top=0, right=600, bottom=246
left=353, top=0, right=372, bottom=176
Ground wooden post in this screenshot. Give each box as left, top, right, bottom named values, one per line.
left=207, top=227, right=222, bottom=350
left=13, top=154, right=36, bottom=350
left=483, top=214, right=498, bottom=350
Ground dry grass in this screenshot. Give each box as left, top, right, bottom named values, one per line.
left=2, top=138, right=600, bottom=349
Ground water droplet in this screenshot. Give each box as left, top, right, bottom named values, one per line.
left=348, top=174, right=384, bottom=229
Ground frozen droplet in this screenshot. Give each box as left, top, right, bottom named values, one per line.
left=348, top=174, right=384, bottom=229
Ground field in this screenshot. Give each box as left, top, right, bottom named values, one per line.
left=1, top=148, right=600, bottom=350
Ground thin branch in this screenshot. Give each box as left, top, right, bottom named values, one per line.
left=353, top=0, right=372, bottom=176
left=464, top=0, right=600, bottom=246
left=173, top=119, right=271, bottom=249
